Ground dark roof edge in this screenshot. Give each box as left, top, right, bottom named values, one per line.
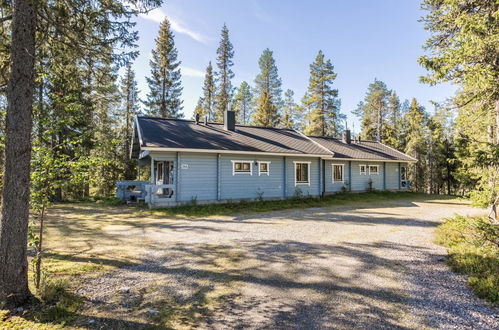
left=134, top=116, right=144, bottom=147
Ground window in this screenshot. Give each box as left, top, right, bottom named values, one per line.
left=332, top=164, right=344, bottom=182
left=400, top=166, right=408, bottom=181
left=232, top=161, right=252, bottom=175
left=359, top=164, right=367, bottom=175
left=369, top=165, right=379, bottom=175
left=295, top=162, right=310, bottom=185
left=258, top=161, right=270, bottom=176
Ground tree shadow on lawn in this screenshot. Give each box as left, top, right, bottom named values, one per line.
left=70, top=239, right=474, bottom=329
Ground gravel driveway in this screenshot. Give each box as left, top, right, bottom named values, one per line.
left=75, top=198, right=498, bottom=329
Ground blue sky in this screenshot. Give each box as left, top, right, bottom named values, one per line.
left=133, top=0, right=455, bottom=133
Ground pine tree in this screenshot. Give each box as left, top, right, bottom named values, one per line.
left=254, top=48, right=282, bottom=121
left=353, top=79, right=390, bottom=141
left=119, top=63, right=140, bottom=180
left=198, top=61, right=215, bottom=120
left=420, top=0, right=499, bottom=207
left=233, top=81, right=253, bottom=124
left=280, top=89, right=298, bottom=129
left=405, top=98, right=428, bottom=192
left=383, top=91, right=402, bottom=149
left=302, top=50, right=342, bottom=136
left=252, top=91, right=279, bottom=127
left=193, top=97, right=204, bottom=119
left=144, top=18, right=183, bottom=118
left=214, top=24, right=234, bottom=122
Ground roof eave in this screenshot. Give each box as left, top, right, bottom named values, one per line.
left=141, top=146, right=333, bottom=158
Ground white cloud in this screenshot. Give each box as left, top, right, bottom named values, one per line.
left=139, top=9, right=209, bottom=44
left=181, top=66, right=204, bottom=78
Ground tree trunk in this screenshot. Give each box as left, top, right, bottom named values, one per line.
left=0, top=0, right=36, bottom=308
left=496, top=99, right=499, bottom=144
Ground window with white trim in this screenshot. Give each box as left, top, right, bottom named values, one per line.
left=295, top=162, right=310, bottom=185
left=332, top=164, right=344, bottom=182
left=369, top=165, right=379, bottom=175
left=359, top=164, right=367, bottom=175
left=258, top=161, right=270, bottom=175
left=232, top=161, right=252, bottom=175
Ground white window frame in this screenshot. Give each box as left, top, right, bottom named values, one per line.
left=368, top=165, right=380, bottom=175
left=332, top=164, right=344, bottom=183
left=294, top=161, right=311, bottom=186
left=231, top=160, right=253, bottom=175
left=258, top=161, right=271, bottom=176
left=359, top=164, right=367, bottom=175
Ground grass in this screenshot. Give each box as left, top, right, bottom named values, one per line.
left=151, top=191, right=441, bottom=218
left=435, top=215, right=499, bottom=305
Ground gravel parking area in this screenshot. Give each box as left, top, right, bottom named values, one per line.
left=64, top=198, right=498, bottom=329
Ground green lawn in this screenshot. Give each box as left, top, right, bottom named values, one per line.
left=151, top=191, right=437, bottom=218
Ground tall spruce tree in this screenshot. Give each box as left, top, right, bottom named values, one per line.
left=383, top=91, right=402, bottom=149
left=354, top=79, right=391, bottom=141
left=119, top=63, right=140, bottom=180
left=214, top=24, right=234, bottom=122
left=200, top=61, right=215, bottom=120
left=419, top=0, right=499, bottom=207
left=233, top=81, right=253, bottom=124
left=253, top=48, right=282, bottom=124
left=302, top=50, right=342, bottom=136
left=252, top=91, right=278, bottom=127
left=144, top=18, right=183, bottom=118
left=405, top=98, right=428, bottom=192
left=280, top=89, right=298, bottom=129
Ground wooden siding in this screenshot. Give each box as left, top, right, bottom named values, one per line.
left=285, top=157, right=321, bottom=197
left=350, top=161, right=385, bottom=191
left=219, top=154, right=285, bottom=200
left=324, top=160, right=350, bottom=192
left=177, top=153, right=218, bottom=202
left=145, top=151, right=407, bottom=204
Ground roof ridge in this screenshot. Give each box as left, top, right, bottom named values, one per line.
left=295, top=130, right=335, bottom=156
left=138, top=116, right=297, bottom=131
left=377, top=141, right=418, bottom=162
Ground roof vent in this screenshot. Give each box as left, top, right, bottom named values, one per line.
left=224, top=110, right=236, bottom=131
left=195, top=113, right=200, bottom=124
left=342, top=130, right=351, bottom=144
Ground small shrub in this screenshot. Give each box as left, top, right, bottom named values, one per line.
left=366, top=178, right=374, bottom=192
left=256, top=189, right=264, bottom=202
left=293, top=187, right=303, bottom=199
left=35, top=277, right=83, bottom=323
left=436, top=215, right=499, bottom=305
left=469, top=188, right=495, bottom=208
left=190, top=195, right=198, bottom=206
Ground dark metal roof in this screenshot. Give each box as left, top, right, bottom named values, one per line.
left=308, top=136, right=416, bottom=162
left=134, top=116, right=415, bottom=162
left=135, top=117, right=332, bottom=156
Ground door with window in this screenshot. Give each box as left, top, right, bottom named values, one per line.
left=154, top=160, right=175, bottom=197
left=400, top=165, right=408, bottom=188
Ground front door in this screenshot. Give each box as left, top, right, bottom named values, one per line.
left=154, top=160, right=174, bottom=198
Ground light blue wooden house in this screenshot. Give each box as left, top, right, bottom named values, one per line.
left=117, top=111, right=415, bottom=208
